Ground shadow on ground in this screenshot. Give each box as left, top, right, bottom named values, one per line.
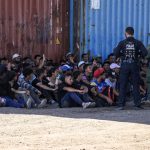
left=0, top=102, right=150, bottom=125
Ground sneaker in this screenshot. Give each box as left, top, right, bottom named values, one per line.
left=82, top=102, right=96, bottom=109
left=38, top=99, right=47, bottom=108
left=116, top=106, right=124, bottom=110
left=26, top=98, right=32, bottom=109
left=48, top=99, right=56, bottom=104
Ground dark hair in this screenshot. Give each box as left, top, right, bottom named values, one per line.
left=23, top=57, right=31, bottom=61
left=59, top=59, right=66, bottom=65
left=39, top=57, right=44, bottom=61
left=92, top=66, right=99, bottom=75
left=0, top=57, right=8, bottom=62
left=7, top=71, right=17, bottom=81
left=22, top=63, right=32, bottom=70
left=34, top=54, right=41, bottom=60
left=23, top=68, right=33, bottom=78
left=35, top=69, right=45, bottom=77
left=65, top=72, right=72, bottom=78
left=125, top=27, right=134, bottom=35
left=73, top=70, right=81, bottom=80
left=83, top=63, right=91, bottom=72
left=47, top=67, right=57, bottom=77
left=81, top=53, right=88, bottom=59
left=46, top=60, right=53, bottom=66
left=108, top=53, right=114, bottom=59
left=0, top=64, right=7, bottom=76
left=102, top=61, right=110, bottom=67
left=105, top=70, right=115, bottom=78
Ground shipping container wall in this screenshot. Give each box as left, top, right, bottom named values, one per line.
left=0, top=0, right=69, bottom=62
left=72, top=0, right=150, bottom=60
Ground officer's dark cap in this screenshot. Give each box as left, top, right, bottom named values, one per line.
left=125, top=27, right=134, bottom=35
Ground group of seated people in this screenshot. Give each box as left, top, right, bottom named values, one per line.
left=0, top=52, right=149, bottom=109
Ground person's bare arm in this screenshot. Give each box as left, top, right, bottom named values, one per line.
left=63, top=87, right=83, bottom=93
left=11, top=88, right=26, bottom=94
left=36, top=82, right=57, bottom=91
left=38, top=54, right=46, bottom=69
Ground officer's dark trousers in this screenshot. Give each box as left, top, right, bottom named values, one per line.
left=119, top=62, right=141, bottom=107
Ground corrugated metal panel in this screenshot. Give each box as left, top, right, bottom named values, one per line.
left=73, top=0, right=150, bottom=60
left=71, top=0, right=81, bottom=55
left=0, top=0, right=69, bottom=62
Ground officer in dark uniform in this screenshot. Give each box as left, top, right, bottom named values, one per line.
left=114, top=27, right=148, bottom=110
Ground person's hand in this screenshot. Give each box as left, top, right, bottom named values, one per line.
left=70, top=57, right=74, bottom=63
left=83, top=88, right=88, bottom=93
left=53, top=87, right=58, bottom=91
left=37, top=91, right=42, bottom=96
left=43, top=54, right=46, bottom=61
left=7, top=62, right=12, bottom=71
left=26, top=90, right=30, bottom=95
left=91, top=87, right=97, bottom=96
left=116, top=58, right=120, bottom=62
left=76, top=43, right=80, bottom=50
left=78, top=90, right=85, bottom=94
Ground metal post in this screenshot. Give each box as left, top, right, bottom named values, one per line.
left=80, top=0, right=83, bottom=54
left=70, top=0, right=74, bottom=53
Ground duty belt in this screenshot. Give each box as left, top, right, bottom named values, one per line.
left=122, top=59, right=136, bottom=63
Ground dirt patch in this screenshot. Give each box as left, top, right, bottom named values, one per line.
left=0, top=106, right=150, bottom=150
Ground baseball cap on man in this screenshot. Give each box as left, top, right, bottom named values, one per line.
left=12, top=53, right=20, bottom=60
left=78, top=61, right=85, bottom=68
left=66, top=52, right=73, bottom=58
left=110, top=63, right=120, bottom=69
left=94, top=68, right=105, bottom=78
left=60, top=64, right=73, bottom=72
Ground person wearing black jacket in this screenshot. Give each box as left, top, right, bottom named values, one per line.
left=114, top=27, right=148, bottom=110
left=0, top=65, right=25, bottom=108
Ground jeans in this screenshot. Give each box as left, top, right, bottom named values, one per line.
left=61, top=92, right=91, bottom=108
left=18, top=88, right=41, bottom=106
left=3, top=96, right=25, bottom=108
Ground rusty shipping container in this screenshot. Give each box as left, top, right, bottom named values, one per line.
left=0, top=0, right=69, bottom=62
